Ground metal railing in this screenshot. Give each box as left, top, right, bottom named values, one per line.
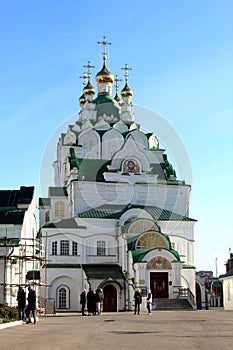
left=177, top=287, right=195, bottom=306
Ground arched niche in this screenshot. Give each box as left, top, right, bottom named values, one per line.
left=102, top=129, right=124, bottom=159
left=127, top=129, right=148, bottom=149
left=79, top=129, right=101, bottom=158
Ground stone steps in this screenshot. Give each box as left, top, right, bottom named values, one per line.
left=153, top=298, right=193, bottom=310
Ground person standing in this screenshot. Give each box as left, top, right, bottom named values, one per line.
left=134, top=288, right=142, bottom=315
left=146, top=288, right=152, bottom=315
left=87, top=287, right=95, bottom=316
left=25, top=286, right=36, bottom=324
left=80, top=289, right=87, bottom=316
left=17, top=286, right=26, bottom=321
left=95, top=288, right=104, bottom=315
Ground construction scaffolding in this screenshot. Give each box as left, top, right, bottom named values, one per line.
left=0, top=233, right=46, bottom=308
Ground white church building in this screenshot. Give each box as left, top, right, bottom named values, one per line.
left=39, top=37, right=197, bottom=312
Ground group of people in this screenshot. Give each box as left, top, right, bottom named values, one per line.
left=134, top=288, right=152, bottom=315
left=17, top=286, right=37, bottom=324
left=80, top=287, right=104, bottom=316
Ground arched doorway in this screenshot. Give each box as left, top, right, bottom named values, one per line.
left=103, top=285, right=117, bottom=312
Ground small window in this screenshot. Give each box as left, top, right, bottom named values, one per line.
left=72, top=241, right=78, bottom=255
left=171, top=242, right=175, bottom=250
left=52, top=241, right=57, bottom=255
left=60, top=240, right=69, bottom=255
left=97, top=241, right=106, bottom=256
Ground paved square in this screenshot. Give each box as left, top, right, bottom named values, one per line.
left=0, top=310, right=232, bottom=350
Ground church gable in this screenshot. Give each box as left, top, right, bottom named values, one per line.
left=107, top=136, right=151, bottom=172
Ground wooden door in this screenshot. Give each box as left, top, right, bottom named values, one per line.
left=103, top=285, right=117, bottom=312
left=150, top=272, right=168, bottom=298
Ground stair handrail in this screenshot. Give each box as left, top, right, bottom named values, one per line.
left=177, top=287, right=195, bottom=306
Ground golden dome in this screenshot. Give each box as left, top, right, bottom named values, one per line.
left=96, top=62, right=114, bottom=84
left=121, top=82, right=133, bottom=97
left=83, top=80, right=95, bottom=95
left=79, top=93, right=85, bottom=105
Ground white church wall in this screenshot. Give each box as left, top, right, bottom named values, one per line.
left=221, top=276, right=233, bottom=310
left=47, top=271, right=82, bottom=311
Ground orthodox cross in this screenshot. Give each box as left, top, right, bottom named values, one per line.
left=97, top=36, right=111, bottom=61
left=79, top=72, right=87, bottom=86
left=114, top=74, right=122, bottom=94
left=83, top=61, right=95, bottom=80
left=121, top=63, right=132, bottom=83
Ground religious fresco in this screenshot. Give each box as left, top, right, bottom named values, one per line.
left=122, top=158, right=141, bottom=173
left=147, top=256, right=172, bottom=270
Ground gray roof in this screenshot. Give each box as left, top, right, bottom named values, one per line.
left=82, top=264, right=125, bottom=280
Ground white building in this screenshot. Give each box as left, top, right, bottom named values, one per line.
left=220, top=253, right=233, bottom=310
left=39, top=38, right=197, bottom=312
left=0, top=186, right=38, bottom=306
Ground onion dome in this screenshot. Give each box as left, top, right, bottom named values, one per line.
left=79, top=93, right=85, bottom=105
left=121, top=82, right=133, bottom=97
left=83, top=80, right=95, bottom=96
left=96, top=62, right=114, bottom=84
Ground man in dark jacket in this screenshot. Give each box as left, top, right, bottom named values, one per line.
left=80, top=289, right=87, bottom=316
left=17, top=286, right=26, bottom=321
left=25, top=286, right=36, bottom=324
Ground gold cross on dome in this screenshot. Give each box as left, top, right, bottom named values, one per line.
left=97, top=35, right=112, bottom=61
left=83, top=61, right=95, bottom=80
left=114, top=74, right=122, bottom=93
left=79, top=72, right=87, bottom=86
left=121, top=63, right=132, bottom=83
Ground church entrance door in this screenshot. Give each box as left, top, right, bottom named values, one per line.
left=103, top=285, right=117, bottom=312
left=150, top=272, right=168, bottom=298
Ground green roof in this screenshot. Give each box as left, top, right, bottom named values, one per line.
left=220, top=268, right=233, bottom=278
left=182, top=265, right=196, bottom=269
left=0, top=238, right=20, bottom=246
left=93, top=93, right=120, bottom=119
left=131, top=247, right=181, bottom=263
left=46, top=264, right=81, bottom=269
left=77, top=159, right=111, bottom=182
left=82, top=264, right=125, bottom=280
left=41, top=218, right=86, bottom=229
left=48, top=187, right=68, bottom=197
left=39, top=198, right=51, bottom=207
left=77, top=204, right=196, bottom=222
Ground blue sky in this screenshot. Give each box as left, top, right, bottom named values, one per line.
left=0, top=0, right=232, bottom=274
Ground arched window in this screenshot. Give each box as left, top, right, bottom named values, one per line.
left=136, top=231, right=169, bottom=250
left=57, top=285, right=70, bottom=309
left=45, top=211, right=50, bottom=222
left=55, top=201, right=65, bottom=219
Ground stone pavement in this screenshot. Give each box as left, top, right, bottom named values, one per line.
left=0, top=310, right=232, bottom=350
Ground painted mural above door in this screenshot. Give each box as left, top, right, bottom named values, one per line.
left=147, top=256, right=172, bottom=270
